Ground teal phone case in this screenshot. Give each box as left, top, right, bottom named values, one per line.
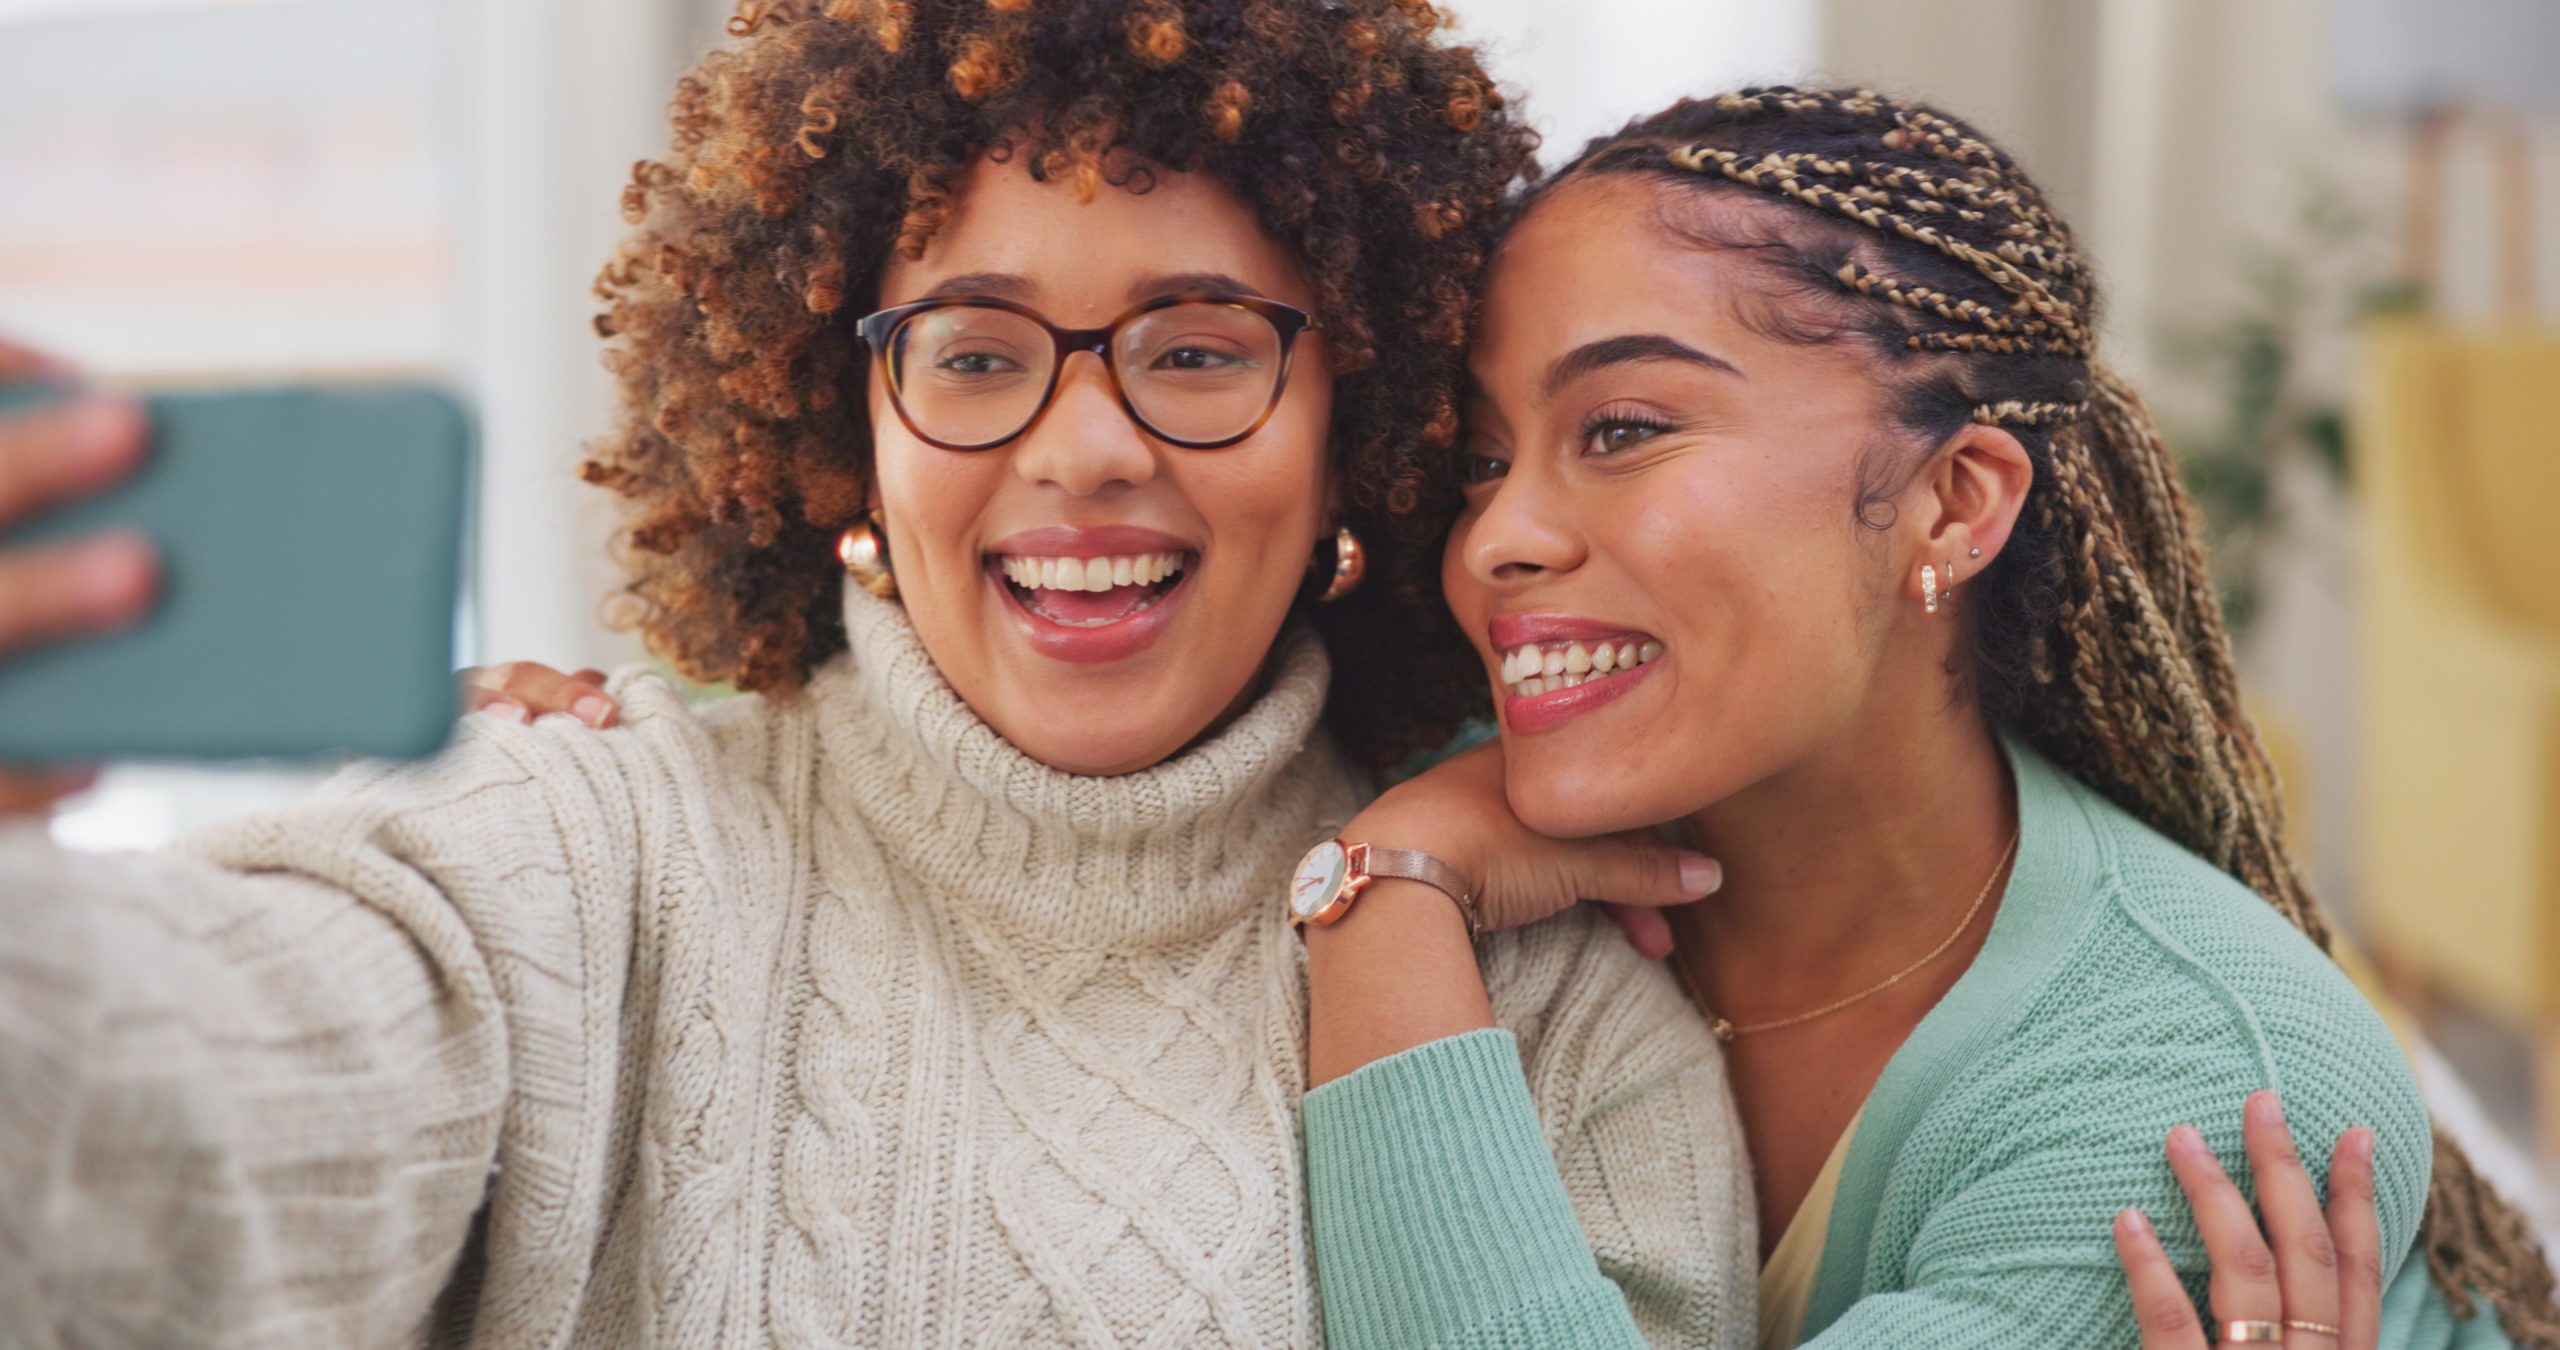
left=0, top=382, right=472, bottom=764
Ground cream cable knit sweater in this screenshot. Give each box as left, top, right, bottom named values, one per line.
left=0, top=587, right=1752, bottom=1350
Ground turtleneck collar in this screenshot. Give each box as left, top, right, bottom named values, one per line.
left=802, top=586, right=1366, bottom=950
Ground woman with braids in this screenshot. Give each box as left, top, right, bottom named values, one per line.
left=1288, top=88, right=2560, bottom=1349
left=0, top=3, right=1778, bottom=1344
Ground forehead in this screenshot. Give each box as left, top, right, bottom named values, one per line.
left=878, top=153, right=1315, bottom=314
left=1470, top=174, right=1868, bottom=395
left=1476, top=179, right=1741, bottom=358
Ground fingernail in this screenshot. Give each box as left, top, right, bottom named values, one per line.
left=64, top=399, right=141, bottom=470
left=73, top=533, right=150, bottom=610
left=1678, top=855, right=1722, bottom=896
left=2248, top=1090, right=2284, bottom=1125
left=573, top=695, right=613, bottom=728
left=2168, top=1123, right=2202, bottom=1154
left=2353, top=1127, right=2375, bottom=1162
left=481, top=699, right=530, bottom=723
left=2117, top=1207, right=2152, bottom=1237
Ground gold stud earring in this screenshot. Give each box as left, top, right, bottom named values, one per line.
left=837, top=511, right=897, bottom=599
left=1922, top=562, right=1939, bottom=615
left=1319, top=525, right=1365, bottom=602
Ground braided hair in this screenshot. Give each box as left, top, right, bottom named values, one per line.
left=1538, top=86, right=2557, bottom=1344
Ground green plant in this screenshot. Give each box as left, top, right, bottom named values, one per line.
left=2166, top=172, right=2417, bottom=634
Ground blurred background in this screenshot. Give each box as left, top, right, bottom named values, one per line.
left=4, top=0, right=2555, bottom=1246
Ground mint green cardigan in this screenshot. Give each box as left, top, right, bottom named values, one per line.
left=1302, top=739, right=2514, bottom=1348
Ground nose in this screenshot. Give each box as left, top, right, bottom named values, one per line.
left=1010, top=350, right=1158, bottom=496
left=1458, top=465, right=1587, bottom=592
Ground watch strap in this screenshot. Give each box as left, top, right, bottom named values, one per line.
left=1362, top=846, right=1484, bottom=939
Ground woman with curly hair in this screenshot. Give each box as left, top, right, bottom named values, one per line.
left=1289, top=88, right=2558, bottom=1348
left=0, top=2, right=1762, bottom=1344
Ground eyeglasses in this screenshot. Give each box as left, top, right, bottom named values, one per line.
left=855, top=293, right=1315, bottom=451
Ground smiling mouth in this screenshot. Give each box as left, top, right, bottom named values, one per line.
left=994, top=550, right=1195, bottom=628
left=1495, top=635, right=1665, bottom=699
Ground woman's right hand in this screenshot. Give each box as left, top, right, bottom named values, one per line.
left=0, top=339, right=156, bottom=817
left=461, top=662, right=620, bottom=728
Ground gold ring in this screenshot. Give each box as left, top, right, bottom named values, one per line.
left=2285, top=1321, right=2341, bottom=1337
left=2222, top=1322, right=2286, bottom=1344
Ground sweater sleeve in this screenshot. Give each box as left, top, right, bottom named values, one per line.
left=0, top=707, right=664, bottom=1349
left=1304, top=1030, right=1650, bottom=1350
left=1304, top=912, right=1755, bottom=1350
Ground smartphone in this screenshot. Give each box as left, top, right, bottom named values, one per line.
left=0, top=382, right=473, bottom=764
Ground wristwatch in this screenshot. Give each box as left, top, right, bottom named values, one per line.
left=1287, top=838, right=1483, bottom=938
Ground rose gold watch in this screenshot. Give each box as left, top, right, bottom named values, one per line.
left=1287, top=838, right=1483, bottom=938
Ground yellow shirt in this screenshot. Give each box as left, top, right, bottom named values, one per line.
left=1757, top=1108, right=1862, bottom=1350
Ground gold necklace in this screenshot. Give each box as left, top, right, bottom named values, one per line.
left=1676, top=825, right=2021, bottom=1043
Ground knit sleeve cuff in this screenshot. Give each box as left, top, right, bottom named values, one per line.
left=1303, top=1028, right=1642, bottom=1350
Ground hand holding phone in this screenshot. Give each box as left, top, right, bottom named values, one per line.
left=0, top=340, right=157, bottom=814
left=0, top=360, right=471, bottom=773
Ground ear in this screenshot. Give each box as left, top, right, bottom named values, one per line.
left=1902, top=421, right=2033, bottom=602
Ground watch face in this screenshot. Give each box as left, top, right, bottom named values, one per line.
left=1290, top=840, right=1349, bottom=921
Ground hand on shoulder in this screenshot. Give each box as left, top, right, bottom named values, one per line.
left=462, top=662, right=620, bottom=729
left=1341, top=740, right=1722, bottom=948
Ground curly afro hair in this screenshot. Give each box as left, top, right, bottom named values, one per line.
left=581, top=0, right=1538, bottom=765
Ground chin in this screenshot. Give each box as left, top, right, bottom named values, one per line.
left=995, top=690, right=1205, bottom=779
left=1041, top=743, right=1183, bottom=778
left=1502, top=761, right=1666, bottom=841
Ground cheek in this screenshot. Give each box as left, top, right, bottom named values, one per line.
left=868, top=433, right=1014, bottom=639
left=1440, top=508, right=1493, bottom=644
left=1198, top=389, right=1333, bottom=572
left=1629, top=447, right=1861, bottom=634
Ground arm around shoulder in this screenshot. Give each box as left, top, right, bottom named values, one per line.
left=1499, top=914, right=1757, bottom=1349
left=1301, top=913, right=1755, bottom=1350
left=1305, top=1028, right=1655, bottom=1350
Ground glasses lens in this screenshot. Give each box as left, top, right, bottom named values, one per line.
left=887, top=305, right=1055, bottom=448
left=1114, top=302, right=1287, bottom=445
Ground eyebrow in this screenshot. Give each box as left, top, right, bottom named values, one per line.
left=1542, top=334, right=1743, bottom=397
left=1128, top=270, right=1266, bottom=303
left=919, top=272, right=1036, bottom=302
left=914, top=270, right=1276, bottom=308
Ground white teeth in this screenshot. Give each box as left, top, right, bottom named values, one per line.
left=1495, top=635, right=1666, bottom=699
left=999, top=551, right=1189, bottom=593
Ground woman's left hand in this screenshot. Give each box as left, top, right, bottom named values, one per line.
left=2113, top=1090, right=2381, bottom=1350
left=1345, top=740, right=1721, bottom=939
